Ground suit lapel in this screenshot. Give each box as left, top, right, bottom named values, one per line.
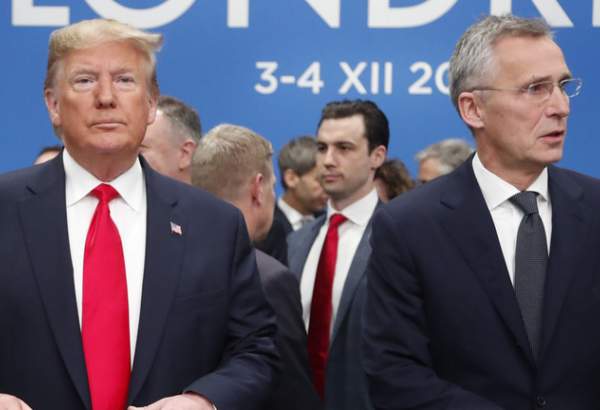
left=288, top=216, right=325, bottom=280
left=128, top=162, right=186, bottom=403
left=18, top=156, right=91, bottom=409
left=439, top=161, right=535, bottom=365
left=539, top=167, right=588, bottom=359
left=330, top=219, right=373, bottom=344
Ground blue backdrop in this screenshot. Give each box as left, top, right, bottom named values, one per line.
left=1, top=1, right=599, bottom=182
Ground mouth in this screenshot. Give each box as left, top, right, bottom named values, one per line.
left=91, top=121, right=125, bottom=130
left=539, top=130, right=565, bottom=142
left=322, top=174, right=342, bottom=183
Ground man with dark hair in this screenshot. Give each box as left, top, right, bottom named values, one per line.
left=140, top=95, right=201, bottom=183
left=0, top=19, right=276, bottom=410
left=257, top=136, right=328, bottom=264
left=288, top=99, right=387, bottom=410
left=364, top=14, right=599, bottom=410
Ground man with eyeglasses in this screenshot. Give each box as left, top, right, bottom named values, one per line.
left=363, top=14, right=600, bottom=410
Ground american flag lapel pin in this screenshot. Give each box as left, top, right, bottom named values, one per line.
left=170, top=221, right=183, bottom=236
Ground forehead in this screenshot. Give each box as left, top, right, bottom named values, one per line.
left=491, top=35, right=569, bottom=83
left=59, top=40, right=149, bottom=77
left=317, top=114, right=366, bottom=144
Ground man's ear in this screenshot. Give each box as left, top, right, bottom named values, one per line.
left=147, top=93, right=158, bottom=125
left=369, top=145, right=387, bottom=170
left=250, top=173, right=264, bottom=206
left=44, top=88, right=61, bottom=127
left=178, top=139, right=198, bottom=170
left=458, top=91, right=485, bottom=130
left=283, top=169, right=299, bottom=189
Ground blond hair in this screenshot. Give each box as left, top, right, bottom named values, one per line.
left=192, top=124, right=273, bottom=202
left=44, top=19, right=163, bottom=95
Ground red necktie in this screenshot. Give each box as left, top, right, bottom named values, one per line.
left=82, top=184, right=130, bottom=410
left=307, top=213, right=347, bottom=399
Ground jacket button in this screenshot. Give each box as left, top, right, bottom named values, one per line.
left=536, top=396, right=546, bottom=407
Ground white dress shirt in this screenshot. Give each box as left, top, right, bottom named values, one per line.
left=300, top=188, right=378, bottom=333
left=63, top=149, right=147, bottom=362
left=277, top=197, right=314, bottom=231
left=472, top=153, right=552, bottom=285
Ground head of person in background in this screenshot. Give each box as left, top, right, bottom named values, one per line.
left=374, top=158, right=414, bottom=202
left=316, top=99, right=388, bottom=211
left=140, top=95, right=201, bottom=184
left=192, top=124, right=275, bottom=242
left=33, top=145, right=63, bottom=165
left=278, top=136, right=328, bottom=229
left=415, top=138, right=473, bottom=184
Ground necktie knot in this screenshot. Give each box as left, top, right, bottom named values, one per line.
left=510, top=191, right=539, bottom=216
left=91, top=183, right=120, bottom=203
left=328, top=213, right=347, bottom=230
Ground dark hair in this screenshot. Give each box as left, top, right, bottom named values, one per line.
left=375, top=159, right=414, bottom=200
left=317, top=99, right=389, bottom=152
left=277, top=136, right=319, bottom=190
left=158, top=95, right=202, bottom=142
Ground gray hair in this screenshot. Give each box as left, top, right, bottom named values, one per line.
left=415, top=138, right=474, bottom=175
left=278, top=136, right=319, bottom=190
left=192, top=124, right=273, bottom=202
left=157, top=95, right=202, bottom=143
left=45, top=18, right=163, bottom=96
left=449, top=14, right=552, bottom=111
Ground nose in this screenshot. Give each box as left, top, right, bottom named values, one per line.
left=95, top=76, right=116, bottom=108
left=545, top=84, right=570, bottom=119
left=320, top=146, right=337, bottom=168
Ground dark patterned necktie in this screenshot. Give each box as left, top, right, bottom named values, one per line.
left=509, top=191, right=547, bottom=359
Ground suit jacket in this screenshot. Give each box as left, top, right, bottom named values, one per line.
left=363, top=159, right=600, bottom=410
left=255, top=250, right=323, bottom=410
left=0, top=155, right=278, bottom=410
left=256, top=205, right=293, bottom=266
left=288, top=209, right=377, bottom=410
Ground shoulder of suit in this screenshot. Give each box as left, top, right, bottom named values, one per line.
left=255, top=249, right=297, bottom=284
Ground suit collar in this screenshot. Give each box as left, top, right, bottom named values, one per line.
left=439, top=160, right=536, bottom=365
left=128, top=157, right=185, bottom=403
left=19, top=154, right=92, bottom=408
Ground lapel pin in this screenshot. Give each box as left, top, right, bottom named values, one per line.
left=170, top=221, right=183, bottom=236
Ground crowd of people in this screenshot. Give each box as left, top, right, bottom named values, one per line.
left=1, top=11, right=598, bottom=410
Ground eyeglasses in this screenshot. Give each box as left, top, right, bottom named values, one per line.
left=472, top=78, right=583, bottom=102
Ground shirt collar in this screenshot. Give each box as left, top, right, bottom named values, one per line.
left=472, top=152, right=549, bottom=211
left=277, top=197, right=310, bottom=226
left=326, top=188, right=378, bottom=226
left=63, top=148, right=145, bottom=212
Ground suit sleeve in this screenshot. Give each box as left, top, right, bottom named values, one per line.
left=362, top=206, right=503, bottom=410
left=185, top=213, right=279, bottom=410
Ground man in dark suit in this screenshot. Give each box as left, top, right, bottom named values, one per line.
left=0, top=19, right=276, bottom=410
left=257, top=136, right=328, bottom=265
left=192, top=124, right=322, bottom=410
left=363, top=15, right=597, bottom=410
left=288, top=100, right=388, bottom=410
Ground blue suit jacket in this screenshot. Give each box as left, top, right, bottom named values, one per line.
left=288, top=209, right=376, bottom=410
left=364, top=159, right=600, bottom=410
left=0, top=155, right=278, bottom=410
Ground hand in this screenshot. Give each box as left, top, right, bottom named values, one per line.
left=0, top=394, right=32, bottom=410
left=128, top=393, right=214, bottom=410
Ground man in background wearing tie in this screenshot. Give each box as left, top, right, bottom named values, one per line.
left=0, top=19, right=276, bottom=410
left=364, top=15, right=600, bottom=410
left=288, top=99, right=387, bottom=410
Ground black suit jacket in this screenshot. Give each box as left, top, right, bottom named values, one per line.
left=0, top=155, right=277, bottom=410
left=255, top=250, right=322, bottom=410
left=256, top=205, right=293, bottom=265
left=363, top=159, right=600, bottom=409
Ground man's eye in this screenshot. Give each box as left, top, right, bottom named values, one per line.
left=527, top=82, right=548, bottom=95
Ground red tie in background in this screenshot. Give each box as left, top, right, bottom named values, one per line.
left=82, top=184, right=130, bottom=410
left=307, top=213, right=347, bottom=399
